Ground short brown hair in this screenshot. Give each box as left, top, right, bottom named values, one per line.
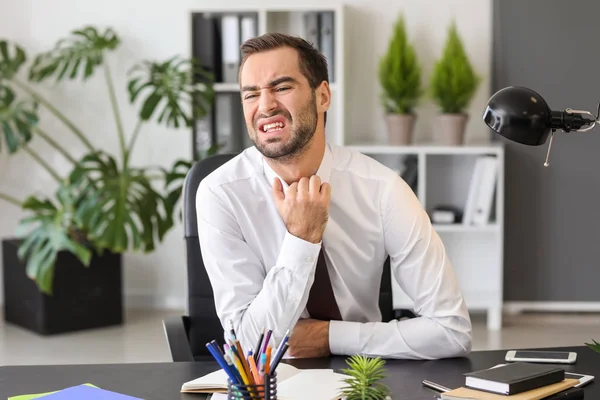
left=240, top=32, right=329, bottom=89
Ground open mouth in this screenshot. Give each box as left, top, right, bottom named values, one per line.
left=257, top=116, right=288, bottom=134
left=262, top=121, right=285, bottom=133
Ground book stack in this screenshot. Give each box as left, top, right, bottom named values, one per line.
left=441, top=363, right=581, bottom=400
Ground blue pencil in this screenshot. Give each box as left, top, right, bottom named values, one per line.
left=271, top=329, right=290, bottom=369
left=206, top=342, right=241, bottom=384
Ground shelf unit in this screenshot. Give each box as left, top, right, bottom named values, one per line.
left=349, top=142, right=505, bottom=331
left=189, top=3, right=345, bottom=158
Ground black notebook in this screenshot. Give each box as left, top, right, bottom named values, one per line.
left=463, top=362, right=565, bottom=395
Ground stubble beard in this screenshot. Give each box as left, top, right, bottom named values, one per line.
left=251, top=92, right=318, bottom=163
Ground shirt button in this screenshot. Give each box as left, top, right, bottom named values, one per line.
left=304, top=256, right=314, bottom=263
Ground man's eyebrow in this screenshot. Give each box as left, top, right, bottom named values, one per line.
left=241, top=76, right=298, bottom=92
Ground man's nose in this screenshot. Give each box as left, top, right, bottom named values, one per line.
left=257, top=90, right=277, bottom=114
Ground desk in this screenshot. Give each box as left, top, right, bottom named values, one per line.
left=1, top=346, right=597, bottom=399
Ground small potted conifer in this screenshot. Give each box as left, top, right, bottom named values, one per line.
left=378, top=14, right=422, bottom=146
left=430, top=20, right=481, bottom=145
left=339, top=354, right=392, bottom=400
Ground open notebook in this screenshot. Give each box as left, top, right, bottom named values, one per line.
left=181, top=363, right=347, bottom=400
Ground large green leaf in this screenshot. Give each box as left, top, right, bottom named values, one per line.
left=15, top=182, right=93, bottom=295
left=159, top=145, right=220, bottom=222
left=69, top=150, right=173, bottom=253
left=127, top=55, right=214, bottom=128
left=0, top=84, right=38, bottom=154
left=28, top=26, right=120, bottom=83
left=0, top=40, right=26, bottom=81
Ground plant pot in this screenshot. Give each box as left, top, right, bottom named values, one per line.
left=434, top=113, right=469, bottom=145
left=2, top=238, right=123, bottom=335
left=385, top=113, right=416, bottom=145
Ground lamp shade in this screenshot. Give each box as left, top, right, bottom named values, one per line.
left=483, top=86, right=553, bottom=146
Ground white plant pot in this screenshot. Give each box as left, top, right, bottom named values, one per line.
left=434, top=113, right=469, bottom=145
left=385, top=113, right=416, bottom=145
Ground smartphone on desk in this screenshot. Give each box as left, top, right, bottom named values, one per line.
left=505, top=350, right=577, bottom=364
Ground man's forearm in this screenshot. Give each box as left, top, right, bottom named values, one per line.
left=328, top=316, right=472, bottom=359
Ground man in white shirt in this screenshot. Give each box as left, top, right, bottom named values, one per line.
left=196, top=32, right=472, bottom=360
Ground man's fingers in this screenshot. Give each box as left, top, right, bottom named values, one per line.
left=309, top=176, right=321, bottom=193
left=320, top=182, right=331, bottom=197
left=298, top=177, right=309, bottom=194
left=272, top=178, right=285, bottom=202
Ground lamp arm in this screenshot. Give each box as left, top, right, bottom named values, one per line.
left=543, top=103, right=600, bottom=167
left=564, top=108, right=599, bottom=132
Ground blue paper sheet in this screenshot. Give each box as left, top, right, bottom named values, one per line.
left=36, top=384, right=142, bottom=399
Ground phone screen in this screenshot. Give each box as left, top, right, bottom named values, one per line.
left=514, top=351, right=570, bottom=359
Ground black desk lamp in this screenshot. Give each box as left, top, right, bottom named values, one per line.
left=482, top=86, right=600, bottom=166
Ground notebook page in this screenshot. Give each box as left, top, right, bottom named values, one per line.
left=277, top=370, right=347, bottom=400
left=181, top=362, right=304, bottom=391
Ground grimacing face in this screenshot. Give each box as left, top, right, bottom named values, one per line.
left=239, top=46, right=330, bottom=161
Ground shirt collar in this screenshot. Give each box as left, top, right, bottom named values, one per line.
left=262, top=143, right=333, bottom=189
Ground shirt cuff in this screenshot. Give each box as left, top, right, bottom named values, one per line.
left=329, top=320, right=360, bottom=355
left=275, top=231, right=322, bottom=272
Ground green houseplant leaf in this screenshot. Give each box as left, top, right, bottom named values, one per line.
left=28, top=26, right=120, bottom=82
left=69, top=150, right=173, bottom=254
left=378, top=14, right=422, bottom=115
left=339, top=354, right=391, bottom=400
left=0, top=40, right=27, bottom=81
left=585, top=339, right=600, bottom=354
left=430, top=21, right=481, bottom=114
left=0, top=83, right=38, bottom=154
left=127, top=55, right=214, bottom=128
left=15, top=182, right=93, bottom=295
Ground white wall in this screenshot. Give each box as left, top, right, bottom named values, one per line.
left=0, top=0, right=492, bottom=310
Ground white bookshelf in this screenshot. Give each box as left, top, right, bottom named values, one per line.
left=189, top=3, right=505, bottom=331
left=350, top=143, right=505, bottom=331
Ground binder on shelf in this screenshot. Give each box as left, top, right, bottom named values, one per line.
left=463, top=156, right=498, bottom=226
left=221, top=15, right=240, bottom=83
left=303, top=12, right=320, bottom=46
left=318, top=11, right=335, bottom=83
left=214, top=92, right=249, bottom=153
left=192, top=13, right=222, bottom=83
left=240, top=15, right=257, bottom=44
left=302, top=11, right=335, bottom=82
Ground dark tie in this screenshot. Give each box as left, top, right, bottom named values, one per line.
left=306, top=248, right=342, bottom=321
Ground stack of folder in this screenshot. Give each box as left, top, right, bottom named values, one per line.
left=440, top=363, right=582, bottom=399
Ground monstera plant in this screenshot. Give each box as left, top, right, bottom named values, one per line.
left=0, top=26, right=214, bottom=295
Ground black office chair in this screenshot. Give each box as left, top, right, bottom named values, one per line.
left=162, top=153, right=405, bottom=362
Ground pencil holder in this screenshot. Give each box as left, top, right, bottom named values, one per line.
left=227, top=372, right=278, bottom=400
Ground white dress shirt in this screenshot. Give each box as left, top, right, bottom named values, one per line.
left=196, top=142, right=472, bottom=360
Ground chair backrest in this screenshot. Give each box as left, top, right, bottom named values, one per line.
left=184, top=153, right=238, bottom=359
left=183, top=153, right=395, bottom=359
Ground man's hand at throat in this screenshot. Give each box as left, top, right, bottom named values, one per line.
left=287, top=318, right=331, bottom=358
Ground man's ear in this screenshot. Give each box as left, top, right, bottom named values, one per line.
left=316, top=81, right=331, bottom=113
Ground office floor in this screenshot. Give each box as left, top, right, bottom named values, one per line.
left=1, top=309, right=598, bottom=366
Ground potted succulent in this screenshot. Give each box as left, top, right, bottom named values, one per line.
left=586, top=340, right=600, bottom=354
left=339, top=354, right=392, bottom=400
left=430, top=20, right=481, bottom=145
left=0, top=26, right=214, bottom=335
left=378, top=14, right=422, bottom=146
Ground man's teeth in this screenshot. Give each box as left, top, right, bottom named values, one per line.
left=263, top=122, right=284, bottom=132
